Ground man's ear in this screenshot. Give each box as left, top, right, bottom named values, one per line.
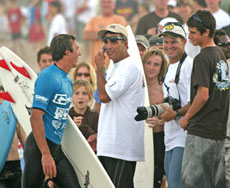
left=124, top=40, right=128, bottom=49
left=65, top=49, right=70, bottom=56
left=203, top=28, right=210, bottom=37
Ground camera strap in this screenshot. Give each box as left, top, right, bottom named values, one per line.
left=163, top=52, right=187, bottom=101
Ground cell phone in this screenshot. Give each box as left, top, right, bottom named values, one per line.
left=102, top=45, right=105, bottom=52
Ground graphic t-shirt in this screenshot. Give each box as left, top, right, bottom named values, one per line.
left=188, top=47, right=230, bottom=140
left=33, top=65, right=73, bottom=144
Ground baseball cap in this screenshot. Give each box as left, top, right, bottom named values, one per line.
left=168, top=0, right=177, bottom=7
left=135, top=35, right=150, bottom=49
left=159, top=22, right=186, bottom=39
left=149, top=35, right=163, bottom=46
left=97, top=24, right=128, bottom=39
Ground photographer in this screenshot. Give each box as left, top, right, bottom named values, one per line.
left=158, top=22, right=193, bottom=188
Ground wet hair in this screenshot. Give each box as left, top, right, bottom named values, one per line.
left=187, top=10, right=216, bottom=38
left=50, top=34, right=76, bottom=61
left=72, top=62, right=97, bottom=91
left=73, top=79, right=94, bottom=100
left=142, top=48, right=168, bottom=84
left=37, top=46, right=51, bottom=62
left=213, top=29, right=228, bottom=45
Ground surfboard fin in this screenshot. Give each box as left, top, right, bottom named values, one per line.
left=0, top=92, right=15, bottom=103
left=10, top=62, right=31, bottom=79
left=0, top=59, right=11, bottom=71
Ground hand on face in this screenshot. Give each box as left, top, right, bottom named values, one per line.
left=95, top=50, right=106, bottom=70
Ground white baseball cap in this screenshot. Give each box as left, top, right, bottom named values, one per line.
left=159, top=22, right=186, bottom=39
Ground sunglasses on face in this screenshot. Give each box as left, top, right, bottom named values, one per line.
left=217, top=42, right=230, bottom=47
left=76, top=73, right=90, bottom=77
left=102, top=36, right=124, bottom=44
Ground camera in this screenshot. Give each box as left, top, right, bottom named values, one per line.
left=135, top=96, right=181, bottom=121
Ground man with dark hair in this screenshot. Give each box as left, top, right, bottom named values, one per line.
left=37, top=46, right=53, bottom=71
left=22, top=34, right=81, bottom=188
left=214, top=29, right=230, bottom=62
left=95, top=24, right=145, bottom=188
left=180, top=10, right=229, bottom=187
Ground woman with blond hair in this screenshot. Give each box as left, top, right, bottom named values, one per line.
left=72, top=61, right=97, bottom=91
left=72, top=61, right=97, bottom=110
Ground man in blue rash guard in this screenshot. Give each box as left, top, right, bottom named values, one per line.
left=22, top=34, right=81, bottom=188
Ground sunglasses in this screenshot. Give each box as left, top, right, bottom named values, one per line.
left=191, top=14, right=205, bottom=26
left=102, top=36, right=124, bottom=44
left=76, top=73, right=90, bottom=77
left=217, top=42, right=230, bottom=47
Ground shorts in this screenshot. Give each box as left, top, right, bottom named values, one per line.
left=181, top=134, right=226, bottom=188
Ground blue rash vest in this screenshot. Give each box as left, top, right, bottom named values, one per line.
left=0, top=100, right=17, bottom=128
left=33, top=65, right=73, bottom=144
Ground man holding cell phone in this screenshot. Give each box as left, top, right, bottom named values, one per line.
left=95, top=24, right=145, bottom=188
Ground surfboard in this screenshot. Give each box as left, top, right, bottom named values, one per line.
left=125, top=26, right=154, bottom=188
left=0, top=53, right=24, bottom=172
left=0, top=46, right=115, bottom=188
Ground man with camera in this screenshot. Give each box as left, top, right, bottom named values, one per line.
left=135, top=22, right=193, bottom=188
left=158, top=22, right=193, bottom=188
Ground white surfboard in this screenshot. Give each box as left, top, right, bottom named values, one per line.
left=126, top=26, right=154, bottom=188
left=0, top=46, right=115, bottom=188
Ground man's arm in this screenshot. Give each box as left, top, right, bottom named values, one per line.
left=30, top=108, right=56, bottom=179
left=159, top=102, right=191, bottom=122
left=95, top=51, right=111, bottom=103
left=180, top=86, right=209, bottom=129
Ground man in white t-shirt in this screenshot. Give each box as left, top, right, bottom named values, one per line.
left=158, top=22, right=193, bottom=188
left=95, top=24, right=145, bottom=188
left=47, top=1, right=67, bottom=45
left=205, top=0, right=230, bottom=29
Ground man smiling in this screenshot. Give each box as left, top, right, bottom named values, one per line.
left=95, top=24, right=145, bottom=188
left=158, top=21, right=193, bottom=188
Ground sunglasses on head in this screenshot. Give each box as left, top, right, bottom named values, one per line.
left=217, top=41, right=230, bottom=47
left=102, top=36, right=124, bottom=44
left=76, top=73, right=90, bottom=77
left=191, top=14, right=205, bottom=26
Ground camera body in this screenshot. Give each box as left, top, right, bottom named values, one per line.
left=135, top=96, right=181, bottom=121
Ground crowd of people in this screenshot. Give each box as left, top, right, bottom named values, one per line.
left=0, top=0, right=230, bottom=188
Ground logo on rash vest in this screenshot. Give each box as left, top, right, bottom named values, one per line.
left=52, top=94, right=72, bottom=105
left=35, top=95, right=49, bottom=104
